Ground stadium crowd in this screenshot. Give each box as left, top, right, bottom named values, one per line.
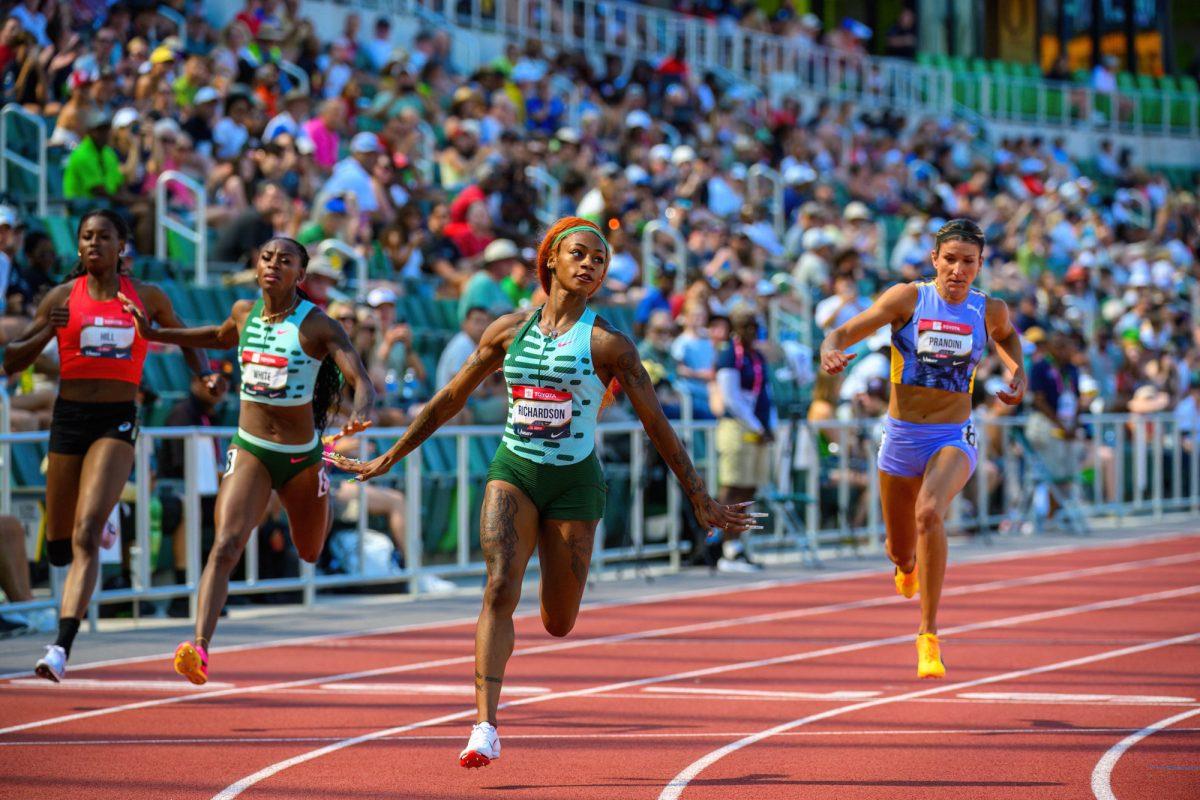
left=0, top=0, right=1199, bottom=622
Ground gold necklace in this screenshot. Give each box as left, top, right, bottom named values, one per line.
left=261, top=294, right=299, bottom=325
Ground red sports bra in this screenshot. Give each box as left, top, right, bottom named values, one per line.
left=57, top=274, right=148, bottom=384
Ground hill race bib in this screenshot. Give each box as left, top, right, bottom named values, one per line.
left=80, top=316, right=135, bottom=359
left=241, top=350, right=289, bottom=399
left=511, top=385, right=572, bottom=440
left=916, top=319, right=973, bottom=368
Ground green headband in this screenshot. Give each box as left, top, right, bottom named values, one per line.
left=551, top=224, right=610, bottom=255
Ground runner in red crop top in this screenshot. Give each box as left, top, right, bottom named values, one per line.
left=2, top=210, right=221, bottom=683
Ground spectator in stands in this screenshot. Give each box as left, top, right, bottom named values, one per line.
left=264, top=89, right=311, bottom=143
left=212, top=90, right=254, bottom=160
left=303, top=99, right=345, bottom=172
left=885, top=8, right=918, bottom=59
left=634, top=263, right=677, bottom=338
left=713, top=306, right=774, bottom=571
left=437, top=305, right=491, bottom=390
left=0, top=205, right=16, bottom=316
left=671, top=300, right=717, bottom=418
left=297, top=197, right=353, bottom=248
left=1026, top=330, right=1081, bottom=505
left=182, top=86, right=221, bottom=159
left=213, top=180, right=288, bottom=267
left=62, top=109, right=122, bottom=201
left=0, top=513, right=53, bottom=635
left=9, top=230, right=56, bottom=312
left=320, top=132, right=387, bottom=222
left=296, top=255, right=342, bottom=311
left=815, top=273, right=870, bottom=331
left=367, top=287, right=425, bottom=387
left=458, top=238, right=518, bottom=322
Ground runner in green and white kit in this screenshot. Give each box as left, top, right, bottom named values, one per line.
left=326, top=217, right=762, bottom=769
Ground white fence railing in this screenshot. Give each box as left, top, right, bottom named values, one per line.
left=2, top=410, right=1197, bottom=618
left=154, top=170, right=208, bottom=285
left=381, top=0, right=1198, bottom=142
left=0, top=104, right=48, bottom=216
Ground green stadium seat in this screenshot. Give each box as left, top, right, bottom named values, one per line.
left=41, top=215, right=76, bottom=258
left=1179, top=76, right=1198, bottom=94
left=11, top=441, right=48, bottom=488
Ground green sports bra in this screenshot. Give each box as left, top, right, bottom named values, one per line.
left=501, top=307, right=607, bottom=464
left=238, top=297, right=322, bottom=407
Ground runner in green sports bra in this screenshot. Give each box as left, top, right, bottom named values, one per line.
left=121, top=236, right=375, bottom=686
left=326, top=216, right=763, bottom=769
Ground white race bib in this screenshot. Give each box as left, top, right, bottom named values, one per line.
left=917, top=319, right=972, bottom=367
left=80, top=316, right=135, bottom=359
left=511, top=385, right=573, bottom=440
left=242, top=350, right=289, bottom=398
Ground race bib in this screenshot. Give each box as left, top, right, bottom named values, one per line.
left=511, top=385, right=573, bottom=440
left=917, top=319, right=973, bottom=367
left=242, top=350, right=289, bottom=399
left=962, top=422, right=977, bottom=448
left=80, top=316, right=135, bottom=359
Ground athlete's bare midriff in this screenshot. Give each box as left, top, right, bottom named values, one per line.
left=59, top=378, right=139, bottom=403
left=238, top=400, right=316, bottom=445
left=889, top=383, right=972, bottom=425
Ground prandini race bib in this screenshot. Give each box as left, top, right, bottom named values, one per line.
left=916, top=319, right=972, bottom=368
left=511, top=385, right=573, bottom=440
left=241, top=350, right=290, bottom=399
left=80, top=316, right=135, bottom=359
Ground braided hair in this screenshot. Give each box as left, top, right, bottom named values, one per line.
left=61, top=209, right=130, bottom=283
left=262, top=236, right=344, bottom=438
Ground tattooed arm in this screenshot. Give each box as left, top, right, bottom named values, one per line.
left=324, top=311, right=528, bottom=481
left=593, top=319, right=759, bottom=533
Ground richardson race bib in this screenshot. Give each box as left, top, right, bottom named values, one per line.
left=241, top=350, right=289, bottom=399
left=80, top=316, right=135, bottom=359
left=511, top=385, right=573, bottom=440
left=916, top=319, right=973, bottom=368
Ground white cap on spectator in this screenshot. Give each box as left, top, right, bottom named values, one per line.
left=0, top=206, right=18, bottom=228
left=367, top=287, right=398, bottom=307
left=1128, top=259, right=1150, bottom=287
left=296, top=137, right=316, bottom=156
left=457, top=119, right=481, bottom=138
left=153, top=118, right=182, bottom=138
left=306, top=256, right=341, bottom=281
left=483, top=239, right=520, bottom=264
left=844, top=201, right=872, bottom=222
left=729, top=163, right=748, bottom=181
left=648, top=144, right=672, bottom=163
left=625, top=109, right=652, bottom=130
left=671, top=145, right=696, bottom=166
left=625, top=164, right=650, bottom=185
left=194, top=86, right=221, bottom=105
left=112, top=107, right=138, bottom=130
left=800, top=13, right=821, bottom=29
left=802, top=228, right=831, bottom=250
left=1151, top=259, right=1175, bottom=288
left=784, top=163, right=816, bottom=184
left=555, top=127, right=581, bottom=144
left=351, top=132, right=382, bottom=153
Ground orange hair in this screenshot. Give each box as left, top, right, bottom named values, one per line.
left=535, top=216, right=609, bottom=296
left=534, top=217, right=619, bottom=411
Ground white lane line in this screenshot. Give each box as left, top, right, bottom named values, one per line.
left=1, top=679, right=236, bottom=692
left=318, top=683, right=549, bottom=697
left=1091, top=706, right=1200, bottom=800
left=640, top=687, right=883, bottom=701
left=4, top=529, right=1189, bottom=680
left=609, top=691, right=1200, bottom=708
left=657, top=631, right=1200, bottom=800
left=960, top=692, right=1197, bottom=705
left=211, top=585, right=1200, bottom=799
left=9, top=548, right=1195, bottom=737
left=6, top=727, right=1200, bottom=749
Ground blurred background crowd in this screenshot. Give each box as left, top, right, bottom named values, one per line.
left=0, top=0, right=1198, bottom=621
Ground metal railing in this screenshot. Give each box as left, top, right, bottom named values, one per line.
left=641, top=219, right=687, bottom=293
left=524, top=165, right=560, bottom=227
left=154, top=170, right=208, bottom=285
left=0, top=104, right=48, bottom=216
left=4, top=410, right=1197, bottom=619
left=747, top=164, right=784, bottom=237
left=382, top=0, right=1198, bottom=142
left=0, top=380, right=10, bottom=517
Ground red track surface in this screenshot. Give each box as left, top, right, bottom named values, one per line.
left=2, top=535, right=1198, bottom=800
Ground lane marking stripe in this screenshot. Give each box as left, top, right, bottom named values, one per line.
left=657, top=631, right=1200, bottom=799
left=1091, top=706, right=1200, bottom=800
left=212, top=586, right=1200, bottom=799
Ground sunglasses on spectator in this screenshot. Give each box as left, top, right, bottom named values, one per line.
left=337, top=315, right=356, bottom=323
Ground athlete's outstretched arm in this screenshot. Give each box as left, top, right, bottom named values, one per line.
left=819, top=283, right=917, bottom=374
left=325, top=312, right=522, bottom=481
left=134, top=283, right=223, bottom=390
left=986, top=297, right=1026, bottom=405
left=118, top=294, right=246, bottom=351
left=2, top=284, right=71, bottom=374
left=594, top=320, right=760, bottom=533
left=317, top=311, right=377, bottom=437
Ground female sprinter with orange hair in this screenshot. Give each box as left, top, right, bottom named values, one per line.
left=326, top=217, right=760, bottom=768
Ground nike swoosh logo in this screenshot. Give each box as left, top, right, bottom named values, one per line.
left=290, top=457, right=307, bottom=464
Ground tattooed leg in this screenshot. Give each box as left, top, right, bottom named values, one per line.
left=475, top=481, right=539, bottom=726
left=536, top=519, right=599, bottom=638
